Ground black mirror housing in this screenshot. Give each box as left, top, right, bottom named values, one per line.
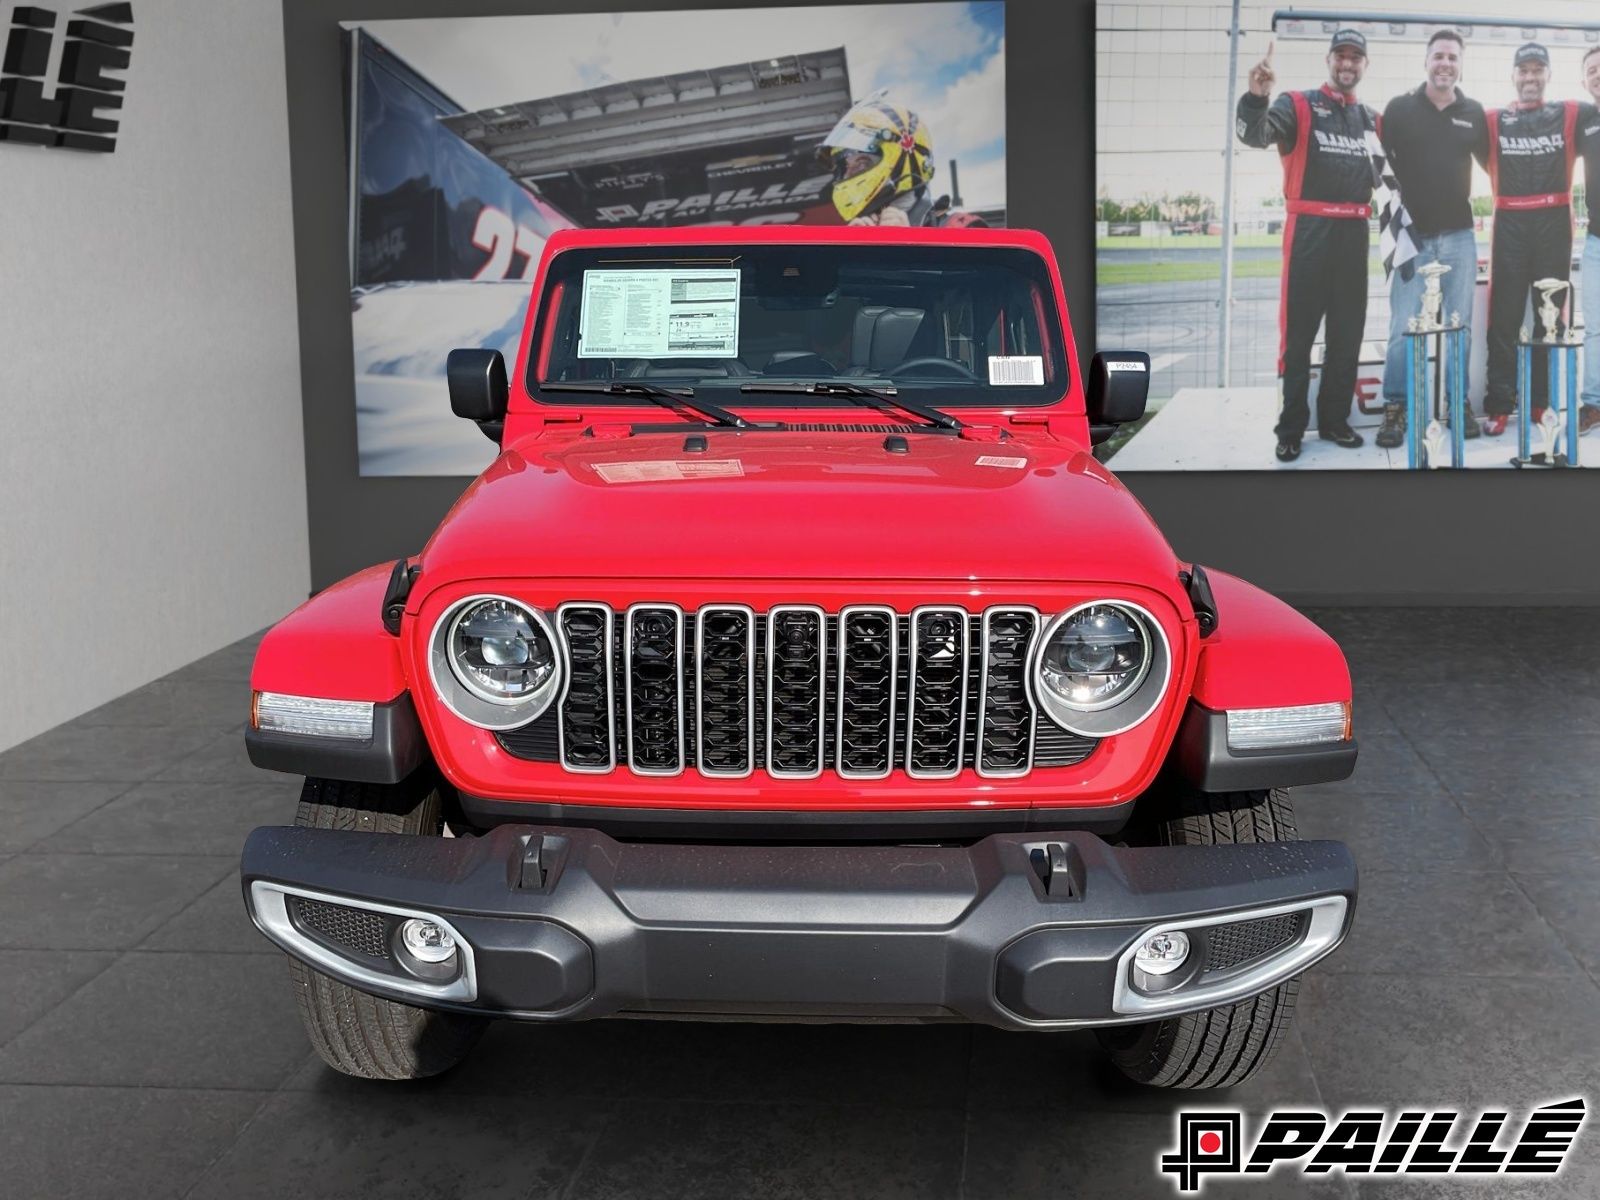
left=1085, top=351, right=1150, bottom=445
left=447, top=348, right=509, bottom=443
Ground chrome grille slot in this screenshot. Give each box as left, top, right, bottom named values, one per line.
left=766, top=606, right=826, bottom=778
left=836, top=606, right=898, bottom=778
left=696, top=605, right=756, bottom=777
left=625, top=604, right=684, bottom=776
left=557, top=603, right=615, bottom=773
left=976, top=607, right=1039, bottom=778
left=906, top=606, right=970, bottom=778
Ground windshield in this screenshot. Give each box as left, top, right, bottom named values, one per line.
left=527, top=244, right=1068, bottom=407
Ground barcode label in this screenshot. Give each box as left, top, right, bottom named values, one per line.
left=987, top=356, right=1044, bottom=386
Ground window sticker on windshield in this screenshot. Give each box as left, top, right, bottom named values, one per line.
left=975, top=455, right=1028, bottom=469
left=987, top=356, right=1044, bottom=386
left=578, top=269, right=740, bottom=359
left=592, top=459, right=744, bottom=484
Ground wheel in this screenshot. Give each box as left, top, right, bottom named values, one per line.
left=286, top=775, right=488, bottom=1081
left=1096, top=788, right=1301, bottom=1089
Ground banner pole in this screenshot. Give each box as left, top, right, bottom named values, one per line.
left=1217, top=0, right=1243, bottom=388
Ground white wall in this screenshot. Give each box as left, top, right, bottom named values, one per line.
left=0, top=0, right=309, bottom=751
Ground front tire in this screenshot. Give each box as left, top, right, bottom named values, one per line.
left=286, top=776, right=488, bottom=1081
left=1096, top=788, right=1301, bottom=1089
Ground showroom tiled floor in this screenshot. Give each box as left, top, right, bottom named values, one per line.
left=0, top=609, right=1596, bottom=1199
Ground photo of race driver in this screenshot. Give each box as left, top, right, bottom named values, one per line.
left=1481, top=42, right=1582, bottom=436
left=339, top=2, right=1005, bottom=476
left=818, top=94, right=991, bottom=228
left=1579, top=47, right=1600, bottom=431
left=1096, top=1, right=1599, bottom=473
left=1237, top=28, right=1378, bottom=463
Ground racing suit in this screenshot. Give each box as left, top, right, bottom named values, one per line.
left=1238, top=85, right=1378, bottom=440
left=1484, top=99, right=1580, bottom=417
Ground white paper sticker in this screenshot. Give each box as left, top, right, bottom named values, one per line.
left=578, top=269, right=741, bottom=358
left=987, top=355, right=1045, bottom=386
left=975, top=455, right=1028, bottom=469
left=1105, top=359, right=1148, bottom=373
left=592, top=459, right=744, bottom=484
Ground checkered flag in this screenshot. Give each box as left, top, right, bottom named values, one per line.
left=1368, top=128, right=1419, bottom=283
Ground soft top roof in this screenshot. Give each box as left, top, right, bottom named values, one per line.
left=539, top=224, right=1054, bottom=257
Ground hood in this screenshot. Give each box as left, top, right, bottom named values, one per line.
left=419, top=430, right=1179, bottom=586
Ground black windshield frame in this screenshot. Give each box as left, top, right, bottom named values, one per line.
left=524, top=243, right=1071, bottom=409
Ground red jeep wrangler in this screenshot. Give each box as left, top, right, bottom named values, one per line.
left=243, top=226, right=1357, bottom=1085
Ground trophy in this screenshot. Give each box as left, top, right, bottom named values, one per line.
left=1403, top=266, right=1471, bottom=469
left=1535, top=406, right=1564, bottom=462
left=1533, top=279, right=1569, bottom=344
left=1416, top=262, right=1451, bottom=332
left=1423, top=419, right=1450, bottom=468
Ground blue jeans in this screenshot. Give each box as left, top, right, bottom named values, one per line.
left=1382, top=229, right=1479, bottom=404
left=1584, top=233, right=1600, bottom=409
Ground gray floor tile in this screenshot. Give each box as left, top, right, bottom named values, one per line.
left=0, top=951, right=308, bottom=1089
left=141, top=870, right=276, bottom=955
left=1321, top=870, right=1582, bottom=978
left=1379, top=681, right=1600, bottom=740
left=0, top=949, right=116, bottom=1045
left=172, top=631, right=267, bottom=682
left=1511, top=871, right=1600, bottom=982
left=565, top=1100, right=965, bottom=1200
left=36, top=778, right=299, bottom=856
left=0, top=853, right=233, bottom=949
left=1409, top=734, right=1600, bottom=797
left=1342, top=734, right=1444, bottom=792
left=1294, top=788, right=1498, bottom=871
left=1445, top=794, right=1600, bottom=875
left=0, top=1085, right=269, bottom=1200
left=1298, top=974, right=1600, bottom=1112
left=0, top=722, right=221, bottom=782
left=75, top=677, right=252, bottom=731
left=186, top=1088, right=609, bottom=1200
left=960, top=1108, right=1352, bottom=1200
left=0, top=780, right=130, bottom=853
left=149, top=727, right=270, bottom=784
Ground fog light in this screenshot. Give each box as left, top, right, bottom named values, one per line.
left=1134, top=930, right=1190, bottom=975
left=400, top=918, right=458, bottom=964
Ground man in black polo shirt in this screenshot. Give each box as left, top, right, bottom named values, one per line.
left=1378, top=30, right=1489, bottom=449
left=1578, top=47, right=1600, bottom=434
left=1238, top=29, right=1377, bottom=463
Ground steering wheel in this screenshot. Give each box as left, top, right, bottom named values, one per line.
left=887, top=357, right=981, bottom=381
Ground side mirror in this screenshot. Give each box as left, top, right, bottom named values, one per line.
left=447, top=348, right=509, bottom=444
left=1085, top=351, right=1150, bottom=445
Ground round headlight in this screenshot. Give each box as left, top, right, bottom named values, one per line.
left=447, top=598, right=558, bottom=705
left=1033, top=601, right=1171, bottom=738
left=1038, top=604, right=1151, bottom=711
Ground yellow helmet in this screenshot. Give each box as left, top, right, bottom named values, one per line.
left=818, top=95, right=934, bottom=221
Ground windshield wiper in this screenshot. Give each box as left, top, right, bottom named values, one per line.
left=740, top=380, right=962, bottom=431
left=541, top=381, right=750, bottom=430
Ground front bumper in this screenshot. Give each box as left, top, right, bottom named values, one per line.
left=241, top=825, right=1356, bottom=1031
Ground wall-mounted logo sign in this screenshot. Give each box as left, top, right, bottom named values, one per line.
left=0, top=3, right=132, bottom=152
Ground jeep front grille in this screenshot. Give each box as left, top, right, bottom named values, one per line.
left=500, top=605, right=1099, bottom=778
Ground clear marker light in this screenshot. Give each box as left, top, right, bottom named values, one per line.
left=1134, top=930, right=1190, bottom=975
left=251, top=692, right=374, bottom=740
left=400, top=918, right=458, bottom=964
left=1226, top=702, right=1351, bottom=751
